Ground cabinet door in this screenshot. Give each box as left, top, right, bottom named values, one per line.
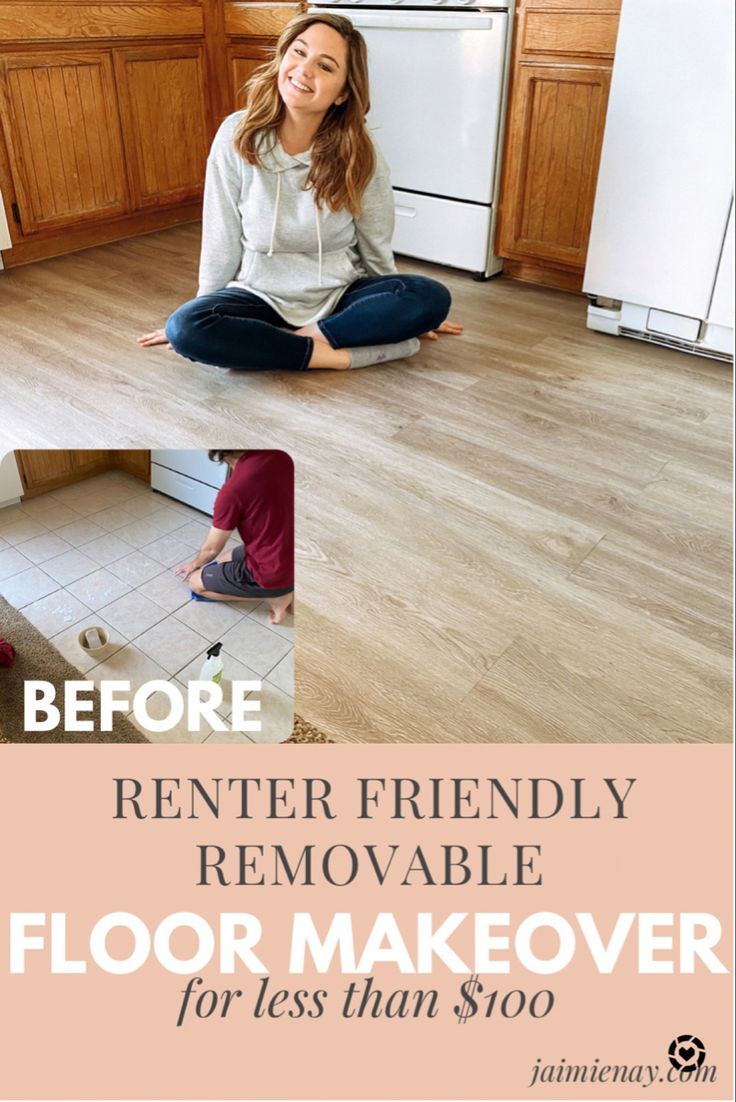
left=71, top=451, right=109, bottom=475
left=16, top=450, right=74, bottom=491
left=497, top=62, right=612, bottom=269
left=0, top=51, right=128, bottom=233
left=114, top=45, right=210, bottom=209
left=230, top=47, right=272, bottom=110
left=114, top=450, right=151, bottom=481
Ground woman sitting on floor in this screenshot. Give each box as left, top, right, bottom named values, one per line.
left=138, top=13, right=461, bottom=371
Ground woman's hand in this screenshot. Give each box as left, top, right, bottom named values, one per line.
left=420, top=320, right=464, bottom=341
left=137, top=328, right=171, bottom=349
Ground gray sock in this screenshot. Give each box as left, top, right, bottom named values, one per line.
left=348, top=337, right=420, bottom=369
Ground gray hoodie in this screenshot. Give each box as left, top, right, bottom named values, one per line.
left=197, top=111, right=398, bottom=326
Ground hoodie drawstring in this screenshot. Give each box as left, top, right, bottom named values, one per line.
left=267, top=172, right=281, bottom=257
left=314, top=203, right=323, bottom=287
left=266, top=170, right=322, bottom=286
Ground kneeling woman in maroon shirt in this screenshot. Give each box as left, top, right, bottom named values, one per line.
left=174, top=450, right=293, bottom=624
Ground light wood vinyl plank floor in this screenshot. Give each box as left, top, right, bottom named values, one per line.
left=1, top=223, right=732, bottom=743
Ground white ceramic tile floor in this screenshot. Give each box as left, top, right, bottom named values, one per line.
left=99, top=589, right=168, bottom=640
left=0, top=517, right=48, bottom=544
left=247, top=602, right=295, bottom=640
left=219, top=681, right=293, bottom=744
left=106, top=549, right=166, bottom=586
left=17, top=531, right=72, bottom=564
left=23, top=590, right=91, bottom=637
left=135, top=616, right=210, bottom=675
left=123, top=494, right=171, bottom=519
left=0, top=505, right=27, bottom=530
left=173, top=597, right=243, bottom=637
left=148, top=505, right=193, bottom=535
left=115, top=518, right=167, bottom=547
left=0, top=566, right=60, bottom=608
left=266, top=649, right=294, bottom=697
left=91, top=505, right=139, bottom=532
left=0, top=546, right=33, bottom=581
left=66, top=568, right=132, bottom=611
left=142, top=533, right=199, bottom=567
left=86, top=642, right=171, bottom=693
left=0, top=470, right=294, bottom=743
left=17, top=500, right=80, bottom=527
left=56, top=518, right=107, bottom=547
left=79, top=532, right=134, bottom=566
left=42, top=548, right=99, bottom=586
left=137, top=569, right=191, bottom=613
left=220, top=615, right=293, bottom=677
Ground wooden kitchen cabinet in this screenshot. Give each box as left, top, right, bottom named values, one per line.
left=230, top=46, right=273, bottom=108
left=15, top=450, right=150, bottom=497
left=114, top=450, right=151, bottom=480
left=496, top=0, right=622, bottom=292
left=227, top=5, right=302, bottom=108
left=72, top=450, right=110, bottom=475
left=0, top=51, right=128, bottom=234
left=114, top=45, right=210, bottom=209
left=15, top=451, right=76, bottom=493
left=0, top=1, right=303, bottom=267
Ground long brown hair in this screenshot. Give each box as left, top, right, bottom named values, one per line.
left=233, top=13, right=376, bottom=218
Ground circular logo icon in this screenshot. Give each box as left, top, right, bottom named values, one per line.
left=668, top=1035, right=706, bottom=1072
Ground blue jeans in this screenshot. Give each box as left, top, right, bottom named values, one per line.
left=165, top=274, right=451, bottom=371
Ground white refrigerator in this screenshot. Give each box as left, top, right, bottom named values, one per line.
left=583, top=0, right=734, bottom=361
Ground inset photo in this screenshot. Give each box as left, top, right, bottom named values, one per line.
left=0, top=449, right=294, bottom=744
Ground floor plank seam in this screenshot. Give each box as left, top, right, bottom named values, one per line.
left=458, top=635, right=522, bottom=703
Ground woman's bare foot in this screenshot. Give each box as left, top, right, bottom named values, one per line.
left=420, top=319, right=464, bottom=340
left=267, top=591, right=293, bottom=624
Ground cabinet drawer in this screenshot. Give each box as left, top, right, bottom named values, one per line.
left=392, top=189, right=492, bottom=272
left=523, top=11, right=620, bottom=57
left=224, top=3, right=301, bottom=37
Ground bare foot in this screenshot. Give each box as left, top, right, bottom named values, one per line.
left=420, top=319, right=464, bottom=340
left=267, top=592, right=293, bottom=624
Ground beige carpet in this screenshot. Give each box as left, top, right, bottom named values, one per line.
left=287, top=715, right=334, bottom=744
left=1, top=596, right=332, bottom=745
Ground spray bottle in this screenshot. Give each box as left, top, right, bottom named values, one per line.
left=199, top=642, right=224, bottom=684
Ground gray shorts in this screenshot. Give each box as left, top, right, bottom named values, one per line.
left=200, top=545, right=292, bottom=598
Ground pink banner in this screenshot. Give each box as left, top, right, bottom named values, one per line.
left=0, top=744, right=732, bottom=1100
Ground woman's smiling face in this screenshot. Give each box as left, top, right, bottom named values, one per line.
left=278, top=22, right=349, bottom=117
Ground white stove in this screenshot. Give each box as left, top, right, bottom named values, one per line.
left=150, top=450, right=227, bottom=515
left=312, top=0, right=514, bottom=277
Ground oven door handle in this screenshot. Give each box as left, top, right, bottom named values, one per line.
left=332, top=11, right=497, bottom=30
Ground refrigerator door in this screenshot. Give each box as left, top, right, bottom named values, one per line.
left=583, top=0, right=735, bottom=318
left=707, top=200, right=734, bottom=330
left=703, top=198, right=734, bottom=355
